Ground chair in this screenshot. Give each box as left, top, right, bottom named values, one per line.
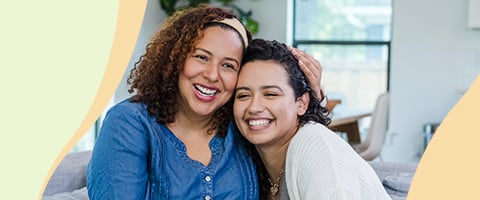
left=352, top=92, right=390, bottom=161
left=326, top=99, right=342, bottom=112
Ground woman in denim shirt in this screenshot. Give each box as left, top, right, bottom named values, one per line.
left=87, top=5, right=257, bottom=199
left=87, top=5, right=324, bottom=200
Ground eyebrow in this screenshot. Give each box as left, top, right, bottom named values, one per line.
left=235, top=85, right=284, bottom=92
left=195, top=47, right=240, bottom=66
left=235, top=86, right=250, bottom=93
left=195, top=48, right=212, bottom=56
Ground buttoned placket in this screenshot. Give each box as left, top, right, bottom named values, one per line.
left=204, top=173, right=213, bottom=200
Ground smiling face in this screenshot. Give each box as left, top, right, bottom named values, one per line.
left=177, top=26, right=244, bottom=120
left=234, top=60, right=309, bottom=147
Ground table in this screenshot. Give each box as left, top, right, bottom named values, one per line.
left=329, top=108, right=372, bottom=144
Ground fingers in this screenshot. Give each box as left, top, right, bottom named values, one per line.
left=288, top=46, right=322, bottom=77
left=287, top=45, right=325, bottom=100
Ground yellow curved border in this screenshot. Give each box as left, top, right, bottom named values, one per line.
left=37, top=0, right=147, bottom=199
left=407, top=75, right=480, bottom=199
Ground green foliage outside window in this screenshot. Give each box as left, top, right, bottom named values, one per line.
left=158, top=0, right=259, bottom=34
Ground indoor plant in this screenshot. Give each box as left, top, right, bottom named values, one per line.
left=159, top=0, right=259, bottom=34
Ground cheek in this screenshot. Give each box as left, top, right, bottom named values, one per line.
left=233, top=101, right=243, bottom=118
left=221, top=72, right=238, bottom=91
left=182, top=60, right=198, bottom=77
left=276, top=101, right=298, bottom=116
left=233, top=102, right=247, bottom=133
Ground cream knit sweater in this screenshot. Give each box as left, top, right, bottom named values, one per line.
left=285, top=122, right=391, bottom=200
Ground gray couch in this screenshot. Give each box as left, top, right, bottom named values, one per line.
left=42, top=151, right=417, bottom=200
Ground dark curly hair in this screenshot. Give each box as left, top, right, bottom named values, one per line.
left=127, top=5, right=252, bottom=137
left=241, top=39, right=331, bottom=199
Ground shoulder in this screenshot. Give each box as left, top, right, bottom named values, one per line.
left=289, top=122, right=338, bottom=150
left=296, top=122, right=331, bottom=137
left=286, top=122, right=340, bottom=177
left=107, top=98, right=146, bottom=115
left=103, top=98, right=150, bottom=122
left=285, top=122, right=389, bottom=199
left=288, top=121, right=365, bottom=164
left=286, top=121, right=372, bottom=176
left=98, top=98, right=160, bottom=144
left=92, top=98, right=159, bottom=161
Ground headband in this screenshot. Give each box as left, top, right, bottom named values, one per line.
left=213, top=18, right=249, bottom=49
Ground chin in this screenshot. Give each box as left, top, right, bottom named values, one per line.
left=244, top=134, right=271, bottom=146
left=191, top=103, right=218, bottom=116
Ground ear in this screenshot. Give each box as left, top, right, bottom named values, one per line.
left=296, top=92, right=310, bottom=116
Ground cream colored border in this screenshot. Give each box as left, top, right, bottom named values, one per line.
left=407, top=75, right=480, bottom=199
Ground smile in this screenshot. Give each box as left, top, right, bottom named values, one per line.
left=194, top=84, right=218, bottom=96
left=248, top=119, right=271, bottom=127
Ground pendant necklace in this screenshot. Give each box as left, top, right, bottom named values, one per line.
left=268, top=168, right=284, bottom=197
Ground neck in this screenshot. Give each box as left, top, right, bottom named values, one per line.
left=167, top=110, right=216, bottom=167
left=257, top=144, right=288, bottom=199
left=172, top=107, right=213, bottom=130
left=167, top=111, right=216, bottom=141
left=256, top=143, right=288, bottom=183
left=174, top=94, right=216, bottom=131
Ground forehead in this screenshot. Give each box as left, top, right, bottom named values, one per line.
left=195, top=26, right=243, bottom=55
left=198, top=26, right=242, bottom=46
left=203, top=22, right=246, bottom=49
left=238, top=60, right=289, bottom=85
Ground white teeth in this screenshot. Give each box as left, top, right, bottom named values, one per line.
left=248, top=119, right=270, bottom=126
left=195, top=84, right=217, bottom=96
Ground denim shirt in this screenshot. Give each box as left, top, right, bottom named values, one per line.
left=86, top=99, right=259, bottom=199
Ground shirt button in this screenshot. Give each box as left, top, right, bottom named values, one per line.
left=205, top=195, right=211, bottom=200
left=205, top=176, right=211, bottom=182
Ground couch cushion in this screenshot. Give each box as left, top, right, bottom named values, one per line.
left=382, top=172, right=415, bottom=199
left=43, top=151, right=92, bottom=196
left=383, top=172, right=414, bottom=193
left=369, top=161, right=417, bottom=199
left=369, top=161, right=417, bottom=180
left=42, top=187, right=89, bottom=200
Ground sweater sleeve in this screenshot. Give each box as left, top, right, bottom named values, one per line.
left=285, top=122, right=391, bottom=200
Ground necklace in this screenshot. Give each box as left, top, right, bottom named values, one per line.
left=267, top=168, right=284, bottom=197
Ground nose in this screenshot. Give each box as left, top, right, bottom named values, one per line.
left=248, top=96, right=265, bottom=114
left=203, top=63, right=219, bottom=82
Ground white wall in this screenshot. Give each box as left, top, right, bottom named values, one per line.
left=115, top=0, right=165, bottom=101
left=113, top=0, right=480, bottom=163
left=233, top=0, right=288, bottom=42
left=385, top=0, right=480, bottom=163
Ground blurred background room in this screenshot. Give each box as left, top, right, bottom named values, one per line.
left=73, top=0, right=480, bottom=164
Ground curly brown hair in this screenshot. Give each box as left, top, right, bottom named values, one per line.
left=127, top=5, right=252, bottom=137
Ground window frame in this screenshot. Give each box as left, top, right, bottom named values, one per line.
left=291, top=0, right=392, bottom=91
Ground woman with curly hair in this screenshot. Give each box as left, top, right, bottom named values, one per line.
left=87, top=5, right=256, bottom=199
left=86, top=5, right=324, bottom=200
left=234, top=39, right=390, bottom=200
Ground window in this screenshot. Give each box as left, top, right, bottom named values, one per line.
left=70, top=120, right=98, bottom=152
left=293, top=0, right=392, bottom=112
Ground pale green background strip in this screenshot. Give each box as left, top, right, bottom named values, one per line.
left=0, top=0, right=117, bottom=199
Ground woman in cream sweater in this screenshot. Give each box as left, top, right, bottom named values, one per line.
left=234, top=39, right=391, bottom=200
